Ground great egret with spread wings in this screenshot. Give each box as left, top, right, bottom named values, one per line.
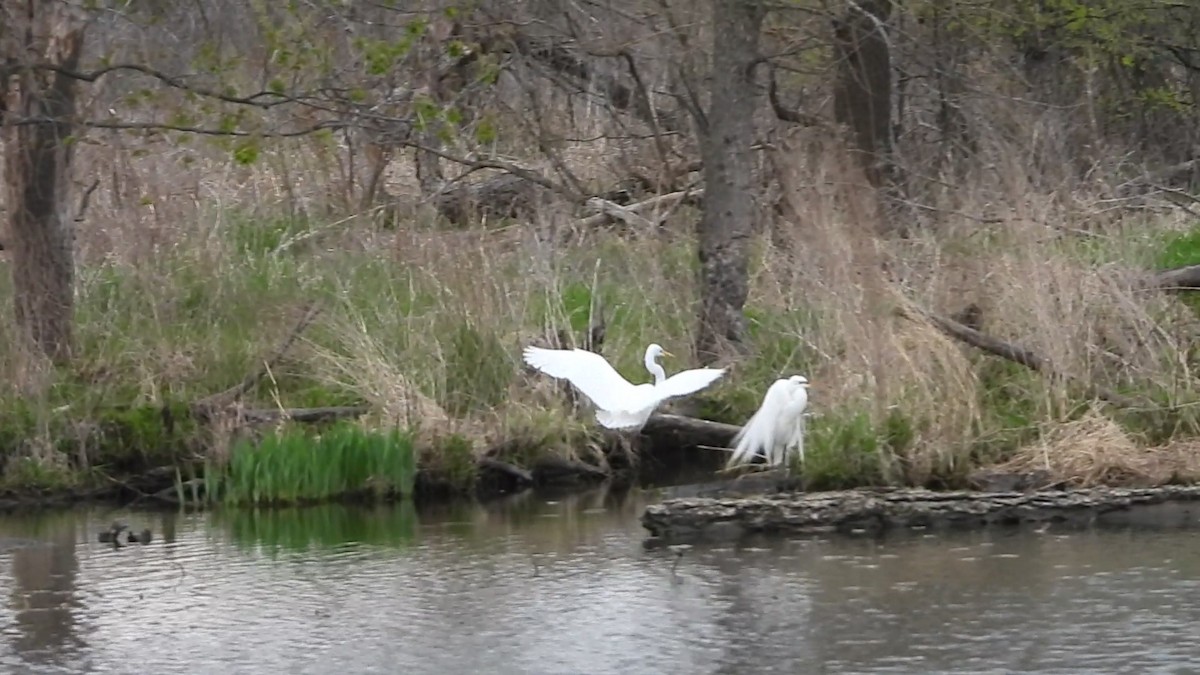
left=523, top=343, right=727, bottom=431
left=726, top=375, right=810, bottom=470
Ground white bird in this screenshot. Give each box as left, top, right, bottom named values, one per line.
left=522, top=343, right=727, bottom=431
left=726, top=375, right=811, bottom=470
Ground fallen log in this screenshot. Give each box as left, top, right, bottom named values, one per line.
left=641, top=484, right=1200, bottom=543
left=530, top=455, right=610, bottom=483
left=641, top=413, right=742, bottom=448
left=477, top=457, right=535, bottom=489
left=1150, top=264, right=1200, bottom=291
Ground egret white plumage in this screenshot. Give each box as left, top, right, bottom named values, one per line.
left=726, top=375, right=810, bottom=470
left=522, top=343, right=726, bottom=431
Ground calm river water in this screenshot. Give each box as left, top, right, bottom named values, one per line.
left=2, top=485, right=1200, bottom=674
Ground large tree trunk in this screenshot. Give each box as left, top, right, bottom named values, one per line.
left=694, top=0, right=765, bottom=365
left=832, top=0, right=894, bottom=188
left=1, top=2, right=87, bottom=364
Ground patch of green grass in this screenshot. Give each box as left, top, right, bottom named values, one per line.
left=1067, top=220, right=1167, bottom=268
left=698, top=307, right=822, bottom=425
left=83, top=402, right=200, bottom=470
left=793, top=406, right=954, bottom=489
left=204, top=422, right=417, bottom=506
left=44, top=231, right=433, bottom=419
left=801, top=411, right=887, bottom=490
left=420, top=432, right=477, bottom=491
left=560, top=281, right=596, bottom=334
left=441, top=322, right=511, bottom=416
left=495, top=409, right=599, bottom=467
left=1156, top=224, right=1200, bottom=317
left=0, top=456, right=80, bottom=494
left=221, top=213, right=317, bottom=257
left=0, top=400, right=200, bottom=489
left=260, top=379, right=366, bottom=408
left=968, top=360, right=1044, bottom=461
left=1156, top=225, right=1200, bottom=269
left=1112, top=387, right=1200, bottom=445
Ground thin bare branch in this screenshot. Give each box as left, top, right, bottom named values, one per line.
left=17, top=62, right=302, bottom=108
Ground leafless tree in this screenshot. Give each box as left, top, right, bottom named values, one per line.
left=1, top=1, right=88, bottom=363
left=694, top=0, right=766, bottom=364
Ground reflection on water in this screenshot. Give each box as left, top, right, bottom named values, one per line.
left=3, top=512, right=84, bottom=673
left=3, top=486, right=1200, bottom=674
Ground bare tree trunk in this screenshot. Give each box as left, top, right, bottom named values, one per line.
left=694, top=0, right=765, bottom=365
left=832, top=0, right=894, bottom=188
left=1, top=2, right=86, bottom=364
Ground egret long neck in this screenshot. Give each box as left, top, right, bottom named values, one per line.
left=645, top=354, right=667, bottom=385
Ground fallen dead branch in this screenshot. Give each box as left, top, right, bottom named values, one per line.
left=529, top=454, right=610, bottom=482
left=898, top=303, right=1143, bottom=409
left=641, top=413, right=741, bottom=448
left=584, top=197, right=656, bottom=229
left=574, top=188, right=704, bottom=229
left=1150, top=264, right=1200, bottom=292
left=191, top=301, right=323, bottom=415
left=477, top=456, right=535, bottom=485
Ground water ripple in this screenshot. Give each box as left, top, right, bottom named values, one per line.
left=2, top=493, right=1200, bottom=674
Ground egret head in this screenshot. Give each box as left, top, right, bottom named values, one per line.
left=789, top=375, right=810, bottom=387
left=646, top=343, right=674, bottom=361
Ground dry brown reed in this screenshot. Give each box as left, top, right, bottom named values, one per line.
left=996, top=409, right=1200, bottom=488
left=2, top=46, right=1199, bottom=489
left=754, top=116, right=1200, bottom=483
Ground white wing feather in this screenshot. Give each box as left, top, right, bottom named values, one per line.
left=524, top=346, right=726, bottom=430
left=522, top=346, right=637, bottom=413
left=653, top=368, right=727, bottom=402
left=774, top=386, right=808, bottom=466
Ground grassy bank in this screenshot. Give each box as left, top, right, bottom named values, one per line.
left=3, top=133, right=1200, bottom=505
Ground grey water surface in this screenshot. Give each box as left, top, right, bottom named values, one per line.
left=2, top=485, right=1200, bottom=675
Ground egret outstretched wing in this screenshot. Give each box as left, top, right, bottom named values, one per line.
left=522, top=346, right=636, bottom=412
left=525, top=343, right=729, bottom=432
left=656, top=368, right=728, bottom=402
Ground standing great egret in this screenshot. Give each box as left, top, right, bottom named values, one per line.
left=726, top=375, right=810, bottom=470
left=522, top=343, right=727, bottom=431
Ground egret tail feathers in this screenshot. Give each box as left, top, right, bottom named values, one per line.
left=726, top=430, right=771, bottom=468
left=595, top=408, right=652, bottom=430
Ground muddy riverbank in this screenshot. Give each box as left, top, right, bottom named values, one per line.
left=0, top=460, right=624, bottom=513
left=0, top=414, right=734, bottom=512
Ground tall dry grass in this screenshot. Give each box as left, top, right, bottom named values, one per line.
left=765, top=124, right=1200, bottom=485
left=2, top=77, right=1199, bottom=491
